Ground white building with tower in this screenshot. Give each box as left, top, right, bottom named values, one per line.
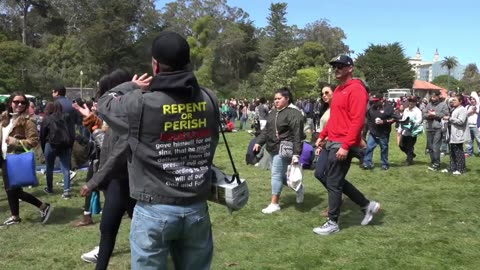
left=408, top=48, right=440, bottom=82
left=408, top=48, right=466, bottom=84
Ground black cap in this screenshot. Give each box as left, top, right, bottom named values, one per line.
left=407, top=96, right=417, bottom=102
left=151, top=31, right=190, bottom=70
left=432, top=90, right=441, bottom=97
left=329, top=55, right=354, bottom=66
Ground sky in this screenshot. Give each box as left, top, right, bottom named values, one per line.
left=156, top=0, right=479, bottom=66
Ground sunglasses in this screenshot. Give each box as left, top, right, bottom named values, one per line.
left=12, top=100, right=27, bottom=105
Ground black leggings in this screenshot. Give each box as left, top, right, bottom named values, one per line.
left=2, top=161, right=42, bottom=217
left=96, top=178, right=136, bottom=270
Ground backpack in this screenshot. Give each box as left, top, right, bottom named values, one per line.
left=47, top=113, right=72, bottom=147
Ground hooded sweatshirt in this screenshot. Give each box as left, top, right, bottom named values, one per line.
left=319, top=79, right=368, bottom=151
left=98, top=71, right=220, bottom=205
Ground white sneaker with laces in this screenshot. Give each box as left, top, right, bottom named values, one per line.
left=313, top=219, right=340, bottom=235
left=452, top=171, right=461, bottom=175
left=296, top=185, right=304, bottom=204
left=361, top=200, right=381, bottom=226
left=81, top=246, right=99, bottom=263
left=261, top=203, right=280, bottom=214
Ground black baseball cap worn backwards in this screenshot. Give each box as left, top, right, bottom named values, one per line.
left=329, top=55, right=354, bottom=66
left=151, top=31, right=190, bottom=70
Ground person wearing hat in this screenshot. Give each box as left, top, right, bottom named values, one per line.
left=423, top=91, right=449, bottom=171
left=313, top=55, right=380, bottom=236
left=362, top=95, right=395, bottom=170
left=97, top=31, right=220, bottom=269
left=398, top=96, right=423, bottom=165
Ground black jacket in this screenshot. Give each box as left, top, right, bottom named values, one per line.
left=256, top=105, right=304, bottom=156
left=97, top=71, right=220, bottom=205
left=366, top=102, right=395, bottom=137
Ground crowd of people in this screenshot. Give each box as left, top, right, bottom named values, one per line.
left=1, top=29, right=478, bottom=269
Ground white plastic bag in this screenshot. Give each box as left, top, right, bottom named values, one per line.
left=286, top=164, right=303, bottom=192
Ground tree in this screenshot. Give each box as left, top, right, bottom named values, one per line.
left=260, top=2, right=293, bottom=65
left=460, top=63, right=480, bottom=92
left=80, top=0, right=154, bottom=73
left=30, top=35, right=101, bottom=90
left=187, top=15, right=218, bottom=70
left=0, top=0, right=51, bottom=45
left=160, top=0, right=248, bottom=36
left=211, top=22, right=260, bottom=94
left=302, top=19, right=351, bottom=58
left=0, top=39, right=32, bottom=93
left=296, top=41, right=327, bottom=68
left=432, top=75, right=462, bottom=92
left=440, top=56, right=459, bottom=91
left=463, top=63, right=479, bottom=79
left=355, top=42, right=414, bottom=95
left=293, top=67, right=319, bottom=98
left=261, top=48, right=298, bottom=97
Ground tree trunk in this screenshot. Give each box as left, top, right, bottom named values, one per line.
left=21, top=0, right=30, bottom=45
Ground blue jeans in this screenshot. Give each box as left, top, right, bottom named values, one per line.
left=130, top=201, right=213, bottom=270
left=466, top=127, right=480, bottom=155
left=44, top=143, right=71, bottom=192
left=270, top=154, right=291, bottom=195
left=239, top=117, right=248, bottom=130
left=363, top=134, right=390, bottom=167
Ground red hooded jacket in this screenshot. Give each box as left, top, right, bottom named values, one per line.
left=319, top=79, right=368, bottom=150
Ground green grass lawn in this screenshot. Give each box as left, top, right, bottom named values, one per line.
left=1, top=130, right=480, bottom=270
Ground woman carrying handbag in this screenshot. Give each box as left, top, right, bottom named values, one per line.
left=253, top=87, right=305, bottom=214
left=0, top=93, right=53, bottom=226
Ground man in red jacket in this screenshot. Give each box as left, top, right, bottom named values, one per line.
left=313, top=55, right=381, bottom=235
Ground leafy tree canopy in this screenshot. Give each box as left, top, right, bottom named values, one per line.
left=355, top=42, right=414, bottom=95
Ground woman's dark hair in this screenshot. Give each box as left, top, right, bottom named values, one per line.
left=96, top=68, right=132, bottom=99
left=52, top=101, right=63, bottom=114
left=6, top=92, right=29, bottom=115
left=455, top=94, right=464, bottom=102
left=44, top=102, right=55, bottom=115
left=318, top=84, right=335, bottom=118
left=96, top=74, right=110, bottom=99
left=109, top=68, right=132, bottom=89
left=275, top=87, right=294, bottom=104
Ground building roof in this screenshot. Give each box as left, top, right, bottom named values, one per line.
left=413, top=80, right=448, bottom=97
left=413, top=80, right=444, bottom=90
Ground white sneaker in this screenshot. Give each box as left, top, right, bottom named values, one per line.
left=261, top=203, right=280, bottom=214
left=313, top=219, right=340, bottom=235
left=296, top=185, right=304, bottom=204
left=81, top=246, right=99, bottom=263
left=452, top=171, right=461, bottom=175
left=361, top=200, right=381, bottom=226
left=441, top=169, right=449, bottom=173
left=70, top=170, right=77, bottom=182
